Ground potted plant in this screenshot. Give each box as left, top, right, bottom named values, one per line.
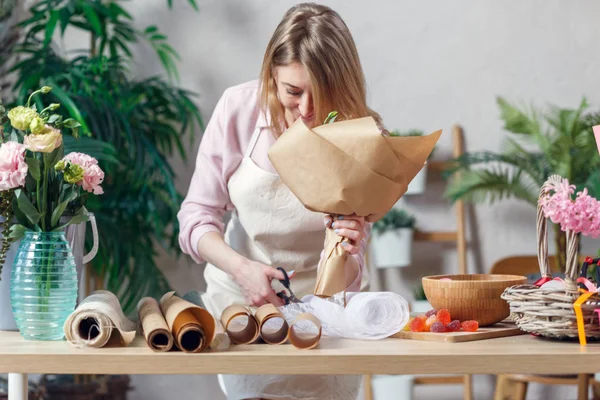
left=410, top=283, right=432, bottom=313
left=370, top=208, right=416, bottom=268
left=0, top=86, right=105, bottom=340
left=390, top=129, right=435, bottom=196
left=443, top=97, right=600, bottom=272
left=2, top=0, right=203, bottom=317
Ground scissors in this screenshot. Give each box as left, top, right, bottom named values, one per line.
left=275, top=267, right=303, bottom=304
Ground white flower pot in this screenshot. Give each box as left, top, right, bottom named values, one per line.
left=410, top=300, right=432, bottom=314
left=371, top=374, right=414, bottom=400
left=370, top=228, right=414, bottom=268
left=405, top=163, right=428, bottom=195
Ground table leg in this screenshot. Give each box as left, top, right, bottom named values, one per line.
left=8, top=373, right=28, bottom=400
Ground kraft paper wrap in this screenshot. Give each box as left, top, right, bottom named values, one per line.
left=182, top=291, right=230, bottom=350
left=137, top=297, right=174, bottom=352
left=289, top=313, right=322, bottom=349
left=255, top=303, right=289, bottom=345
left=268, top=116, right=442, bottom=298
left=159, top=291, right=215, bottom=353
left=64, top=290, right=136, bottom=348
left=221, top=304, right=260, bottom=344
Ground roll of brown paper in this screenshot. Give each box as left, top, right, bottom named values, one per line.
left=255, top=303, right=289, bottom=345
left=289, top=313, right=322, bottom=349
left=137, top=297, right=174, bottom=352
left=159, top=291, right=216, bottom=353
left=172, top=309, right=205, bottom=353
left=221, top=304, right=260, bottom=344
left=182, top=291, right=230, bottom=351
left=64, top=290, right=136, bottom=348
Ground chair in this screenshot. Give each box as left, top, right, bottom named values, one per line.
left=491, top=255, right=595, bottom=400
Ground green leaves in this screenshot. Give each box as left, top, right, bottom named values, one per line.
left=25, top=157, right=41, bottom=181
left=144, top=26, right=181, bottom=82
left=63, top=135, right=119, bottom=164
left=15, top=189, right=41, bottom=226
left=445, top=96, right=600, bottom=208
left=444, top=168, right=538, bottom=206
left=47, top=83, right=91, bottom=135
left=496, top=97, right=541, bottom=136
left=45, top=144, right=64, bottom=169
left=44, top=10, right=59, bottom=47
left=50, top=199, right=70, bottom=227
left=82, top=4, right=103, bottom=36
left=167, top=0, right=199, bottom=11
left=373, top=209, right=416, bottom=234
left=9, top=224, right=26, bottom=241
left=5, top=0, right=203, bottom=316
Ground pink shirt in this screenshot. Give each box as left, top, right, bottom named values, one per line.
left=177, top=80, right=371, bottom=291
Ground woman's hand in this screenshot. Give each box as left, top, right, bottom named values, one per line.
left=232, top=260, right=286, bottom=307
left=324, top=214, right=366, bottom=255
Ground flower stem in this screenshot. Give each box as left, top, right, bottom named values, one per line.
left=42, top=153, right=48, bottom=231
left=26, top=89, right=43, bottom=109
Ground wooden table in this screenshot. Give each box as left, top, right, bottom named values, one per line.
left=1, top=331, right=600, bottom=400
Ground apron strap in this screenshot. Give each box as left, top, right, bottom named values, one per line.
left=244, top=127, right=262, bottom=158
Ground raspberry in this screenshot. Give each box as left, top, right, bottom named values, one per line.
left=436, top=309, right=451, bottom=325
left=461, top=320, right=479, bottom=332
left=446, top=320, right=461, bottom=332
left=424, top=315, right=437, bottom=332
left=430, top=321, right=446, bottom=333
left=425, top=309, right=438, bottom=318
left=409, top=317, right=425, bottom=332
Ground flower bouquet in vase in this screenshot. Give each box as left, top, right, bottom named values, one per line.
left=0, top=86, right=104, bottom=340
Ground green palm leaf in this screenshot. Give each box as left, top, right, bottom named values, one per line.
left=446, top=96, right=600, bottom=209
left=445, top=168, right=538, bottom=206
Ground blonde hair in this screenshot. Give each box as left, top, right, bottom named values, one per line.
left=259, top=3, right=382, bottom=137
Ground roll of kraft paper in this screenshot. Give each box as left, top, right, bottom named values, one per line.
left=255, top=303, right=289, bottom=345
left=137, top=297, right=174, bottom=352
left=182, top=291, right=230, bottom=350
left=221, top=304, right=260, bottom=345
left=64, top=290, right=136, bottom=348
left=159, top=291, right=216, bottom=353
left=289, top=313, right=322, bottom=349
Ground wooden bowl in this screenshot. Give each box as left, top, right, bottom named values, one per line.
left=422, top=274, right=527, bottom=326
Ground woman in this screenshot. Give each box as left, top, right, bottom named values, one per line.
left=178, top=3, right=383, bottom=399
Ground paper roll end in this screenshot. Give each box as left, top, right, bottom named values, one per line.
left=290, top=313, right=322, bottom=349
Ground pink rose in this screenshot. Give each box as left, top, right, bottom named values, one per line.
left=23, top=125, right=62, bottom=153
left=0, top=141, right=28, bottom=191
left=61, top=152, right=104, bottom=195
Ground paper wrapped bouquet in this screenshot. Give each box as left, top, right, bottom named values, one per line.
left=268, top=116, right=441, bottom=298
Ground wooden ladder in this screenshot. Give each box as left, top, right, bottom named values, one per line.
left=363, top=124, right=472, bottom=400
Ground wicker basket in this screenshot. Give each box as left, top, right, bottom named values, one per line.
left=501, top=175, right=600, bottom=340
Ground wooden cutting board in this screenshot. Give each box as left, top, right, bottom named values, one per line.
left=391, top=321, right=525, bottom=343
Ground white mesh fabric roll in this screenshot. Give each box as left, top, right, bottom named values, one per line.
left=279, top=291, right=410, bottom=340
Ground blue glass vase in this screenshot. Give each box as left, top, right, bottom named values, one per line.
left=10, top=231, right=78, bottom=340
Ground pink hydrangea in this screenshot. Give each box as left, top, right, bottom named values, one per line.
left=0, top=141, right=28, bottom=191
left=540, top=177, right=600, bottom=238
left=61, top=152, right=104, bottom=195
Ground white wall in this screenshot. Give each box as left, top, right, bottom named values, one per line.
left=59, top=0, right=600, bottom=399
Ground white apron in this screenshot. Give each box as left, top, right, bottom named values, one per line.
left=202, top=126, right=362, bottom=400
